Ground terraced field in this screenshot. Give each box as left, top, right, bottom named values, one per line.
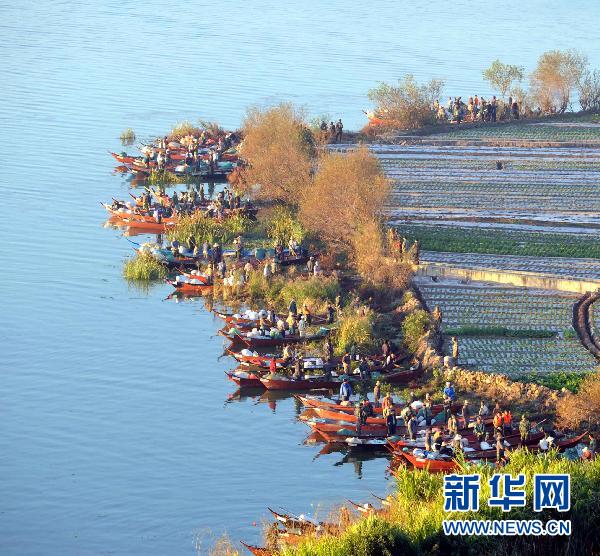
left=421, top=252, right=600, bottom=281
left=416, top=281, right=597, bottom=376
left=418, top=283, right=575, bottom=332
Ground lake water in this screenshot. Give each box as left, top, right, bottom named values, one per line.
left=1, top=2, right=599, bottom=554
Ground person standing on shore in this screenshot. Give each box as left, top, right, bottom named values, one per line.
left=335, top=119, right=343, bottom=143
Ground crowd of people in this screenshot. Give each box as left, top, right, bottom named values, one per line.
left=336, top=358, right=597, bottom=465
left=319, top=119, right=344, bottom=143
left=433, top=95, right=521, bottom=124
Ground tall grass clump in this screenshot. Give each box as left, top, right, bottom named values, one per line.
left=167, top=214, right=252, bottom=246
left=267, top=205, right=306, bottom=245
left=169, top=120, right=201, bottom=140
left=334, top=309, right=376, bottom=355
left=276, top=275, right=340, bottom=311
left=120, top=128, right=136, bottom=145
left=147, top=170, right=189, bottom=186
left=123, top=252, right=167, bottom=281
left=401, top=309, right=430, bottom=353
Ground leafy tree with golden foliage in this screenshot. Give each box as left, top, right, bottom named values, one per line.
left=529, top=49, right=588, bottom=114
left=299, top=147, right=390, bottom=249
left=557, top=372, right=600, bottom=430
left=239, top=103, right=313, bottom=202
left=367, top=75, right=444, bottom=129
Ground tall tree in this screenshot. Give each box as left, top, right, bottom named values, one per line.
left=482, top=60, right=524, bottom=99
left=530, top=50, right=588, bottom=113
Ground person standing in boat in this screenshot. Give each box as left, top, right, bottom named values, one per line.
left=423, top=399, right=433, bottom=426
left=407, top=414, right=418, bottom=441
left=447, top=414, right=458, bottom=436
left=298, top=316, right=307, bottom=338
left=373, top=380, right=381, bottom=406
left=473, top=416, right=486, bottom=444
left=269, top=357, right=277, bottom=377
left=519, top=415, right=531, bottom=445
left=384, top=405, right=397, bottom=436
left=340, top=379, right=353, bottom=403
left=341, top=352, right=351, bottom=375
left=496, top=433, right=505, bottom=463
left=459, top=400, right=470, bottom=428
left=424, top=427, right=433, bottom=451
left=354, top=402, right=363, bottom=434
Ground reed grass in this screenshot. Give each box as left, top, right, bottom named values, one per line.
left=147, top=170, right=189, bottom=186
left=167, top=214, right=252, bottom=246
left=119, top=128, right=136, bottom=145
left=122, top=252, right=168, bottom=281
left=334, top=309, right=376, bottom=355
left=401, top=309, right=430, bottom=353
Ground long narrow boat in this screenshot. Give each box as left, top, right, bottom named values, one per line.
left=240, top=541, right=273, bottom=556
left=267, top=508, right=337, bottom=534
left=259, top=376, right=341, bottom=391
left=295, top=395, right=457, bottom=416
left=215, top=310, right=331, bottom=328
left=219, top=329, right=329, bottom=348
left=394, top=430, right=588, bottom=472
left=224, top=370, right=264, bottom=388
left=167, top=279, right=213, bottom=294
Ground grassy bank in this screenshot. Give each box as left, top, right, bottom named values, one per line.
left=281, top=451, right=600, bottom=556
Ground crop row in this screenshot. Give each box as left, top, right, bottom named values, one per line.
left=446, top=336, right=597, bottom=376
left=418, top=284, right=575, bottom=331
left=391, top=224, right=600, bottom=259
left=433, top=122, right=600, bottom=141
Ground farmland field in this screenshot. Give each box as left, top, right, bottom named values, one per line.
left=415, top=280, right=597, bottom=376
left=376, top=117, right=600, bottom=376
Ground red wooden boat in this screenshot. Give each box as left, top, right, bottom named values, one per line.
left=225, top=347, right=285, bottom=368
left=224, top=370, right=264, bottom=388
left=259, top=376, right=341, bottom=391
left=295, top=395, right=457, bottom=416
left=167, top=279, right=212, bottom=294
left=396, top=451, right=460, bottom=472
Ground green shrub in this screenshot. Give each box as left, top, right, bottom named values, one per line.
left=402, top=309, right=430, bottom=353
left=123, top=252, right=167, bottom=281
left=267, top=205, right=306, bottom=245
left=277, top=275, right=340, bottom=309
left=518, top=371, right=592, bottom=392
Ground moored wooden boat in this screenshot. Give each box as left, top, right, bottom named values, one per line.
left=219, top=329, right=329, bottom=348
left=167, top=279, right=213, bottom=294
left=224, top=370, right=264, bottom=388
